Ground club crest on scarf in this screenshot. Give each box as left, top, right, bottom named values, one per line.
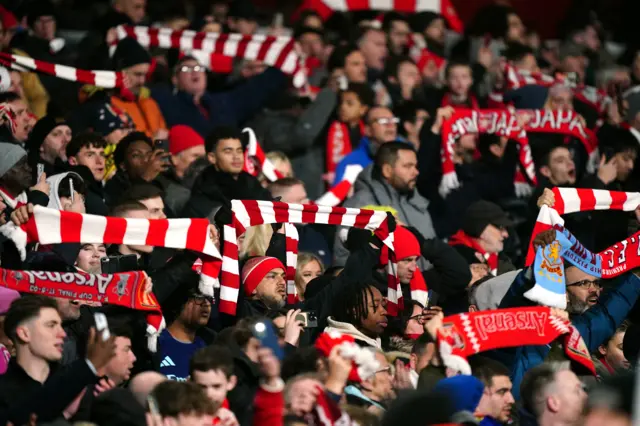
left=538, top=240, right=563, bottom=279
left=439, top=322, right=466, bottom=351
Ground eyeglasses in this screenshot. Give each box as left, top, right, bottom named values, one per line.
left=179, top=65, right=205, bottom=73
left=375, top=366, right=392, bottom=375
left=408, top=314, right=429, bottom=324
left=189, top=294, right=214, bottom=306
left=372, top=117, right=400, bottom=126
left=567, top=279, right=602, bottom=290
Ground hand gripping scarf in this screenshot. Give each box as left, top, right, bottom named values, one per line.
left=315, top=331, right=380, bottom=382
left=0, top=268, right=164, bottom=352
left=293, top=0, right=464, bottom=33
left=439, top=109, right=598, bottom=198
left=110, top=25, right=305, bottom=87
left=437, top=307, right=595, bottom=376
left=0, top=52, right=123, bottom=88
left=524, top=187, right=640, bottom=308
left=243, top=128, right=364, bottom=207
left=217, top=200, right=404, bottom=316
left=0, top=205, right=223, bottom=299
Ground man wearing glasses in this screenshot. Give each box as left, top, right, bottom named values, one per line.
left=566, top=266, right=602, bottom=314
left=333, top=106, right=400, bottom=184
left=159, top=278, right=214, bottom=382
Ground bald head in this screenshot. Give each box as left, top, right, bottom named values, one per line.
left=129, top=371, right=167, bottom=407
left=114, top=0, right=146, bottom=23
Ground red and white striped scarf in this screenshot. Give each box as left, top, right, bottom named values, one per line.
left=439, top=109, right=598, bottom=198
left=294, top=0, right=464, bottom=33
left=217, top=200, right=400, bottom=316
left=110, top=25, right=306, bottom=87
left=242, top=128, right=364, bottom=207
left=437, top=306, right=595, bottom=376
left=0, top=103, right=17, bottom=136
left=325, top=120, right=363, bottom=175
left=504, top=63, right=611, bottom=115
left=0, top=205, right=222, bottom=297
left=525, top=187, right=640, bottom=266
left=0, top=52, right=123, bottom=88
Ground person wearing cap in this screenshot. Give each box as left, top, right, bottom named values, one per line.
left=151, top=54, right=287, bottom=139
left=226, top=0, right=258, bottom=35
left=168, top=125, right=205, bottom=180
left=111, top=37, right=168, bottom=139
left=0, top=142, right=45, bottom=211
left=26, top=114, right=72, bottom=176
left=449, top=200, right=515, bottom=277
left=241, top=257, right=288, bottom=314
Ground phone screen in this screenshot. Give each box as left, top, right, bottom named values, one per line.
left=252, top=320, right=284, bottom=360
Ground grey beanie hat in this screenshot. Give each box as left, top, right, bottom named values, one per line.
left=0, top=143, right=27, bottom=178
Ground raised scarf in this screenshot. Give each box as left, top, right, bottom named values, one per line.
left=110, top=25, right=305, bottom=87
left=525, top=187, right=640, bottom=266
left=293, top=0, right=464, bottom=33
left=439, top=109, right=597, bottom=198
left=0, top=205, right=222, bottom=299
left=217, top=200, right=407, bottom=316
left=437, top=306, right=595, bottom=376
left=0, top=52, right=123, bottom=88
left=528, top=224, right=640, bottom=308
left=0, top=103, right=17, bottom=136
left=448, top=230, right=498, bottom=275
left=325, top=120, right=364, bottom=175
left=243, top=128, right=363, bottom=207
left=0, top=268, right=164, bottom=351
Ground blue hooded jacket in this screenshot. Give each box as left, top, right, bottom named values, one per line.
left=497, top=268, right=640, bottom=400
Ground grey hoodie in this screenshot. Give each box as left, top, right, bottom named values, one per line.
left=46, top=172, right=83, bottom=210
left=334, top=164, right=437, bottom=266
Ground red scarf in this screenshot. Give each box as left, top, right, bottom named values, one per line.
left=326, top=120, right=363, bottom=174
left=437, top=307, right=595, bottom=376
left=0, top=268, right=164, bottom=351
left=448, top=229, right=498, bottom=275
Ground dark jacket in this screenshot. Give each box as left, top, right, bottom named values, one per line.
left=498, top=268, right=640, bottom=400
left=227, top=345, right=261, bottom=426
left=182, top=166, right=271, bottom=221
left=0, top=358, right=98, bottom=425
left=151, top=68, right=287, bottom=138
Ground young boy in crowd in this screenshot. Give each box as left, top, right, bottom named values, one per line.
left=189, top=345, right=239, bottom=425
left=325, top=83, right=375, bottom=183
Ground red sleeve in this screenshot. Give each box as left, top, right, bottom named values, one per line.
left=252, top=383, right=284, bottom=426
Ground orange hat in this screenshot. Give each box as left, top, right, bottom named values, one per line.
left=168, top=125, right=205, bottom=155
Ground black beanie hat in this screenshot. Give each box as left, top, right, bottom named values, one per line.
left=27, top=114, right=68, bottom=155
left=27, top=0, right=56, bottom=28
left=112, top=37, right=151, bottom=71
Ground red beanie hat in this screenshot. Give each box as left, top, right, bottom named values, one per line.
left=392, top=226, right=421, bottom=261
left=241, top=256, right=285, bottom=296
left=168, top=125, right=205, bottom=155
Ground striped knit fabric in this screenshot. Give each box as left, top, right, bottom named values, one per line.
left=0, top=52, right=124, bottom=88
left=525, top=187, right=640, bottom=266
left=295, top=0, right=464, bottom=33
left=242, top=128, right=363, bottom=207
left=284, top=223, right=300, bottom=305
left=219, top=200, right=400, bottom=316
left=110, top=25, right=305, bottom=87
left=0, top=206, right=222, bottom=296
left=0, top=103, right=17, bottom=135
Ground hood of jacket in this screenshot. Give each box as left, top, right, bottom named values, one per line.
left=325, top=317, right=381, bottom=349
left=46, top=172, right=83, bottom=210
left=352, top=164, right=429, bottom=210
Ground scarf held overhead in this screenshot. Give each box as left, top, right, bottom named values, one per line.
left=525, top=187, right=640, bottom=266
left=110, top=25, right=305, bottom=87
left=528, top=224, right=640, bottom=308
left=437, top=306, right=595, bottom=376
left=0, top=205, right=222, bottom=297
left=0, top=268, right=165, bottom=352
left=439, top=109, right=597, bottom=198
left=217, top=200, right=409, bottom=316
